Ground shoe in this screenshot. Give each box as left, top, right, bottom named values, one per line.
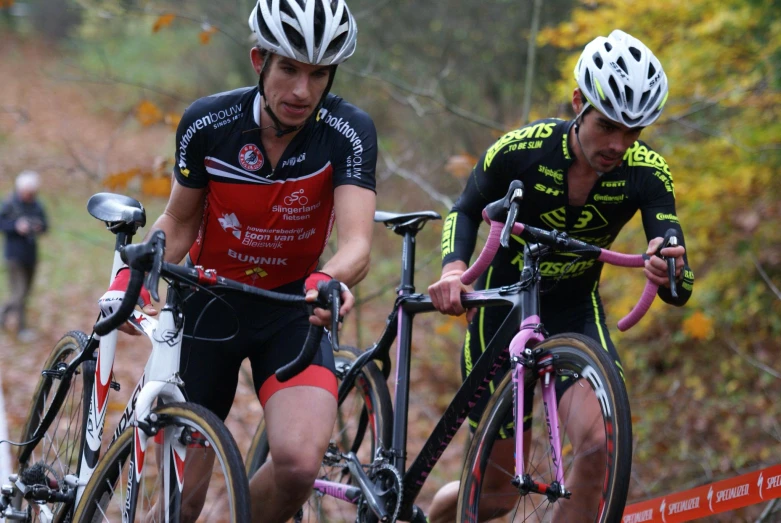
left=17, top=329, right=37, bottom=343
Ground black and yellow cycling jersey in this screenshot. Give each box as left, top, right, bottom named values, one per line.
left=443, top=117, right=694, bottom=305
left=445, top=117, right=695, bottom=434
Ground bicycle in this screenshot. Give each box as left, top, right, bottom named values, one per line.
left=244, top=180, right=680, bottom=522
left=1, top=192, right=340, bottom=522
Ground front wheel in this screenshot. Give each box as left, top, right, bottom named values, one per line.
left=458, top=333, right=632, bottom=523
left=73, top=402, right=250, bottom=522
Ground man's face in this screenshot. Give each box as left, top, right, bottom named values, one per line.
left=577, top=109, right=643, bottom=172
left=261, top=54, right=331, bottom=128
left=17, top=188, right=36, bottom=202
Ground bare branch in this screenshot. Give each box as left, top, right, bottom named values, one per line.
left=751, top=253, right=781, bottom=301
left=380, top=152, right=454, bottom=211
left=757, top=498, right=781, bottom=522
left=341, top=65, right=507, bottom=132
left=50, top=68, right=191, bottom=103
left=721, top=335, right=781, bottom=380
left=521, top=0, right=543, bottom=124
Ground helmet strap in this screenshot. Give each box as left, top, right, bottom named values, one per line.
left=572, top=102, right=605, bottom=177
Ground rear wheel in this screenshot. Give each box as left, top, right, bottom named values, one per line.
left=14, top=330, right=95, bottom=523
left=245, top=346, right=393, bottom=522
left=73, top=402, right=251, bottom=522
left=458, top=333, right=632, bottom=523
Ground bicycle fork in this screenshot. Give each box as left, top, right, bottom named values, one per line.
left=510, top=317, right=571, bottom=502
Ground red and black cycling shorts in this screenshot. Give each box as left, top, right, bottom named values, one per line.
left=178, top=279, right=337, bottom=421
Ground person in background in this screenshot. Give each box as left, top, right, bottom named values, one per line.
left=0, top=170, right=48, bottom=343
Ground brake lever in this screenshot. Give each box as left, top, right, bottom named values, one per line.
left=500, top=199, right=520, bottom=249
left=144, top=231, right=166, bottom=302
left=657, top=229, right=679, bottom=299
left=329, top=284, right=341, bottom=352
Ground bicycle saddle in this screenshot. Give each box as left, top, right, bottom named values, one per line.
left=87, top=192, right=146, bottom=228
left=374, top=210, right=441, bottom=229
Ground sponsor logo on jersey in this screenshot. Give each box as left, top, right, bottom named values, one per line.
left=593, top=193, right=625, bottom=203
left=484, top=122, right=558, bottom=169
left=178, top=103, right=243, bottom=171
left=534, top=183, right=563, bottom=196
left=656, top=212, right=679, bottom=223
left=217, top=212, right=242, bottom=238
left=239, top=144, right=264, bottom=171
left=317, top=108, right=365, bottom=179
left=227, top=249, right=287, bottom=266
left=538, top=165, right=564, bottom=185
left=271, top=200, right=322, bottom=221
left=281, top=153, right=306, bottom=169
left=540, top=204, right=608, bottom=233
left=283, top=189, right=309, bottom=206
left=601, top=180, right=625, bottom=188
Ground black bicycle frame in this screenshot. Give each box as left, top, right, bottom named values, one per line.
left=339, top=225, right=543, bottom=519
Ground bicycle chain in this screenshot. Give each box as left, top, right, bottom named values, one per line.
left=356, top=462, right=403, bottom=523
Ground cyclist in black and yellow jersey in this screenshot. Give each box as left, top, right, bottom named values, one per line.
left=427, top=30, right=694, bottom=522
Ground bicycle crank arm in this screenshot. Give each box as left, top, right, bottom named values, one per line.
left=344, top=453, right=391, bottom=522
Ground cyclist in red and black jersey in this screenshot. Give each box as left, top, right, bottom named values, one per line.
left=99, top=0, right=376, bottom=521
left=426, top=30, right=694, bottom=522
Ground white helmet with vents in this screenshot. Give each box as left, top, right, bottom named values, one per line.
left=574, top=30, right=668, bottom=128
left=248, top=0, right=357, bottom=66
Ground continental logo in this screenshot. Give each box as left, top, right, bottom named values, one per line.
left=484, top=122, right=557, bottom=169
left=593, top=194, right=625, bottom=203
left=540, top=205, right=608, bottom=233
left=441, top=213, right=457, bottom=259
left=656, top=212, right=679, bottom=223
left=538, top=165, right=563, bottom=185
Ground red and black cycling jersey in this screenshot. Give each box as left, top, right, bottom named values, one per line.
left=173, top=86, right=377, bottom=289
left=443, top=117, right=694, bottom=304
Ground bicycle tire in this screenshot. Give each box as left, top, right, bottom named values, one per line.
left=457, top=333, right=632, bottom=523
left=14, top=330, right=95, bottom=523
left=72, top=402, right=251, bottom=522
left=245, top=345, right=393, bottom=521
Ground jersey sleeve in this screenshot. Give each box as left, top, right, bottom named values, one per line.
left=442, top=132, right=529, bottom=266
left=331, top=108, right=377, bottom=193
left=632, top=151, right=695, bottom=306
left=173, top=100, right=212, bottom=188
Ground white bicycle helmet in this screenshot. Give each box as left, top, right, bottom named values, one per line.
left=574, top=30, right=668, bottom=127
left=248, top=0, right=357, bottom=66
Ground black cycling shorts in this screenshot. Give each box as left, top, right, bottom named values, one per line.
left=461, top=290, right=623, bottom=437
left=178, top=279, right=336, bottom=421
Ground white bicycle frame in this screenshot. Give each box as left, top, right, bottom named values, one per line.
left=74, top=248, right=188, bottom=521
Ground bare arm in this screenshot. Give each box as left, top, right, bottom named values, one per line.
left=146, top=179, right=207, bottom=264
left=319, top=184, right=376, bottom=287
left=308, top=184, right=375, bottom=326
